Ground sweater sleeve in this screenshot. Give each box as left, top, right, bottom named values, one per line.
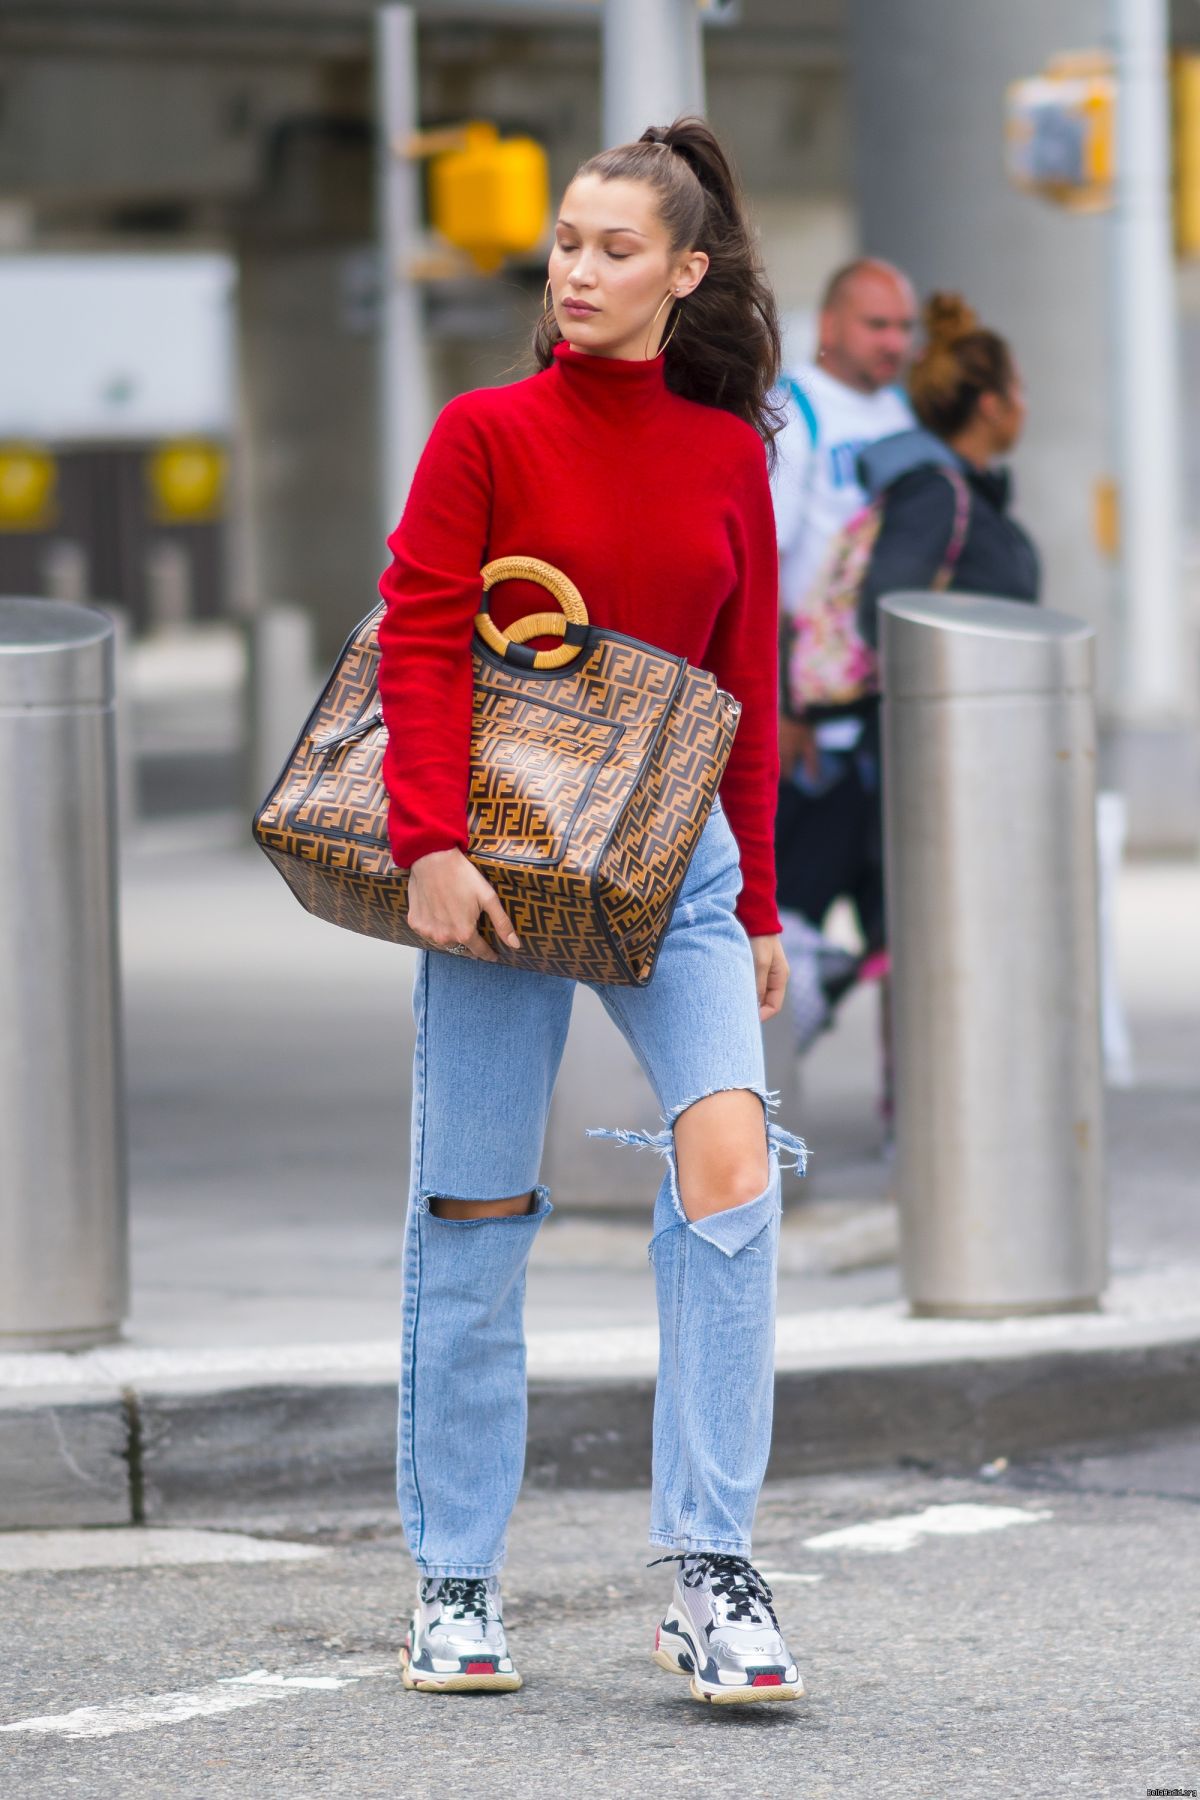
left=704, top=437, right=783, bottom=939
left=857, top=468, right=958, bottom=648
left=376, top=395, right=492, bottom=869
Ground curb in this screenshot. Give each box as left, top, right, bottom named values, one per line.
left=4, top=1331, right=1200, bottom=1528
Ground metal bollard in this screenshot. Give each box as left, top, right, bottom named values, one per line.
left=0, top=599, right=127, bottom=1349
left=879, top=592, right=1106, bottom=1318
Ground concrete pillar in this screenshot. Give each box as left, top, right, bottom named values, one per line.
left=849, top=0, right=1111, bottom=653
left=603, top=0, right=705, bottom=148
left=234, top=242, right=382, bottom=664
left=375, top=5, right=432, bottom=542
left=1111, top=0, right=1182, bottom=719
left=848, top=0, right=1199, bottom=850
left=1105, top=0, right=1200, bottom=849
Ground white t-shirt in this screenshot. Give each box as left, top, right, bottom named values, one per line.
left=771, top=363, right=913, bottom=616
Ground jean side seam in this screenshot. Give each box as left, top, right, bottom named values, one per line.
left=405, top=953, right=431, bottom=1560
left=673, top=1219, right=696, bottom=1528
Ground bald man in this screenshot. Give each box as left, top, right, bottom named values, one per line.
left=769, top=260, right=916, bottom=1091
left=773, top=259, right=918, bottom=619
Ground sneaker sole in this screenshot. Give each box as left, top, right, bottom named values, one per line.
left=652, top=1647, right=692, bottom=1679
left=399, top=1646, right=522, bottom=1694
left=689, top=1677, right=805, bottom=1705
left=654, top=1644, right=804, bottom=1704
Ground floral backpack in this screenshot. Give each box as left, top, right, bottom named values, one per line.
left=783, top=386, right=971, bottom=712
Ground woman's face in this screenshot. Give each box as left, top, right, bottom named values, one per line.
left=547, top=173, right=708, bottom=361
left=985, top=370, right=1027, bottom=456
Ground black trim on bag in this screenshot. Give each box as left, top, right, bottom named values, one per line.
left=252, top=597, right=738, bottom=988
left=471, top=622, right=685, bottom=682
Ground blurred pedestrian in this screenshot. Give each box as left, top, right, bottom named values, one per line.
left=377, top=117, right=806, bottom=1706
left=771, top=259, right=917, bottom=1068
left=773, top=258, right=918, bottom=621
left=781, top=291, right=1040, bottom=1139
left=855, top=291, right=1040, bottom=638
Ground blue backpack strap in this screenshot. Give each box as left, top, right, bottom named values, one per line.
left=784, top=375, right=819, bottom=447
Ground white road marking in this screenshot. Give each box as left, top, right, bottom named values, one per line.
left=0, top=1528, right=329, bottom=1575
left=759, top=1570, right=824, bottom=1585
left=0, top=1660, right=395, bottom=1741
left=222, top=1670, right=354, bottom=1691
left=803, top=1503, right=1053, bottom=1555
left=1, top=1684, right=288, bottom=1740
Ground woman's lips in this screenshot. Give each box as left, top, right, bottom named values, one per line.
left=563, top=300, right=598, bottom=315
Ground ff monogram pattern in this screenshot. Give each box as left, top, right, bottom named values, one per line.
left=253, top=600, right=741, bottom=985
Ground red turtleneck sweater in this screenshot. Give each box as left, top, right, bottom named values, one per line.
left=377, top=341, right=782, bottom=938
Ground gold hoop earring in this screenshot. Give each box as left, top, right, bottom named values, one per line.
left=543, top=278, right=554, bottom=317
left=645, top=291, right=680, bottom=360
left=659, top=304, right=682, bottom=355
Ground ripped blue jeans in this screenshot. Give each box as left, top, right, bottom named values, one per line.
left=398, top=802, right=806, bottom=1578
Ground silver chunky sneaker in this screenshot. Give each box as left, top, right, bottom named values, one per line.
left=400, top=1576, right=521, bottom=1693
left=652, top=1554, right=805, bottom=1705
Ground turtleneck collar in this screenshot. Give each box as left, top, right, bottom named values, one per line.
left=551, top=338, right=667, bottom=403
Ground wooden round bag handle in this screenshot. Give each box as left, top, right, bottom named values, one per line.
left=475, top=555, right=590, bottom=671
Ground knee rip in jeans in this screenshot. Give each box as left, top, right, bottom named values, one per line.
left=417, top=1184, right=552, bottom=1223
left=587, top=1088, right=807, bottom=1257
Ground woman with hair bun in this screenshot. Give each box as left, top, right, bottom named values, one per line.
left=779, top=294, right=1039, bottom=1148
left=856, top=291, right=1040, bottom=641
left=377, top=118, right=807, bottom=1705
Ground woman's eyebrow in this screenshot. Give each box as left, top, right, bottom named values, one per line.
left=556, top=217, right=648, bottom=238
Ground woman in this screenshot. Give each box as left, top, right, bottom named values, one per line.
left=856, top=290, right=1040, bottom=639
left=375, top=119, right=806, bottom=1706
left=775, top=295, right=1038, bottom=1144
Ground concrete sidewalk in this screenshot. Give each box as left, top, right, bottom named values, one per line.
left=2, top=823, right=1198, bottom=1528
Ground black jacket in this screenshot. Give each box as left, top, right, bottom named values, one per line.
left=855, top=429, right=1040, bottom=647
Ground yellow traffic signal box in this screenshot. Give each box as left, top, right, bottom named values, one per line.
left=428, top=122, right=549, bottom=273
left=1006, top=54, right=1115, bottom=212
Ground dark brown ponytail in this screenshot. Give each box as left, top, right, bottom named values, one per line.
left=534, top=116, right=784, bottom=459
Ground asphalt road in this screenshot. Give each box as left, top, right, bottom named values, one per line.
left=3, top=1432, right=1198, bottom=1800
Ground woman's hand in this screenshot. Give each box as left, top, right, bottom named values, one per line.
left=407, top=848, right=521, bottom=964
left=749, top=934, right=789, bottom=1022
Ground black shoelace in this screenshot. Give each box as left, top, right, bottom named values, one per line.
left=649, top=1553, right=780, bottom=1628
left=434, top=1577, right=490, bottom=1619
